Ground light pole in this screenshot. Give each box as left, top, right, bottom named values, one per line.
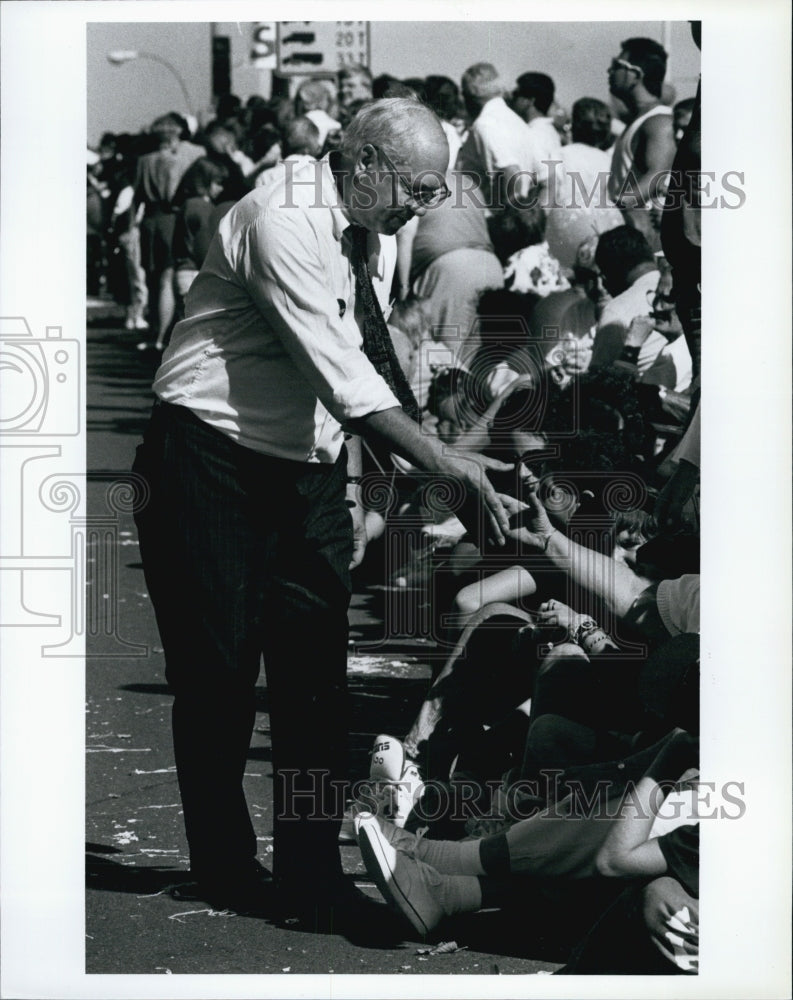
left=107, top=50, right=194, bottom=118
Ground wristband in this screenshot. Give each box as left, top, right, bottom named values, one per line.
left=346, top=476, right=362, bottom=485
left=620, top=345, right=641, bottom=363
left=579, top=628, right=612, bottom=656
left=574, top=618, right=598, bottom=645
left=538, top=529, right=558, bottom=553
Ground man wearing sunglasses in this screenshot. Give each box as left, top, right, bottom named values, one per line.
left=133, top=97, right=512, bottom=932
left=607, top=37, right=677, bottom=252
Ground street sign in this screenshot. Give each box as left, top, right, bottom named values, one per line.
left=251, top=22, right=277, bottom=69
left=277, top=21, right=370, bottom=75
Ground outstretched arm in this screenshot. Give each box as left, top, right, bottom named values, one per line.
left=351, top=406, right=513, bottom=547
left=501, top=484, right=654, bottom=620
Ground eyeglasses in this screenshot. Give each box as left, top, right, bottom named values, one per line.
left=647, top=288, right=676, bottom=309
left=373, top=145, right=451, bottom=209
left=609, top=58, right=642, bottom=75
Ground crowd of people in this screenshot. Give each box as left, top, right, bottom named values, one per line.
left=101, top=28, right=702, bottom=975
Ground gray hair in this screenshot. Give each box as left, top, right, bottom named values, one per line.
left=340, top=97, right=443, bottom=163
left=461, top=62, right=503, bottom=101
left=283, top=116, right=321, bottom=156
left=296, top=79, right=334, bottom=113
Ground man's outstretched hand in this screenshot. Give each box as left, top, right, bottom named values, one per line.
left=439, top=449, right=514, bottom=547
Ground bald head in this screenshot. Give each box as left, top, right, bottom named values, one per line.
left=340, top=97, right=447, bottom=173
left=337, top=98, right=450, bottom=235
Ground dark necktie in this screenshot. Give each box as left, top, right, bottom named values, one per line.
left=349, top=225, right=420, bottom=423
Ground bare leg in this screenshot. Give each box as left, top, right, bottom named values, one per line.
left=155, top=266, right=176, bottom=350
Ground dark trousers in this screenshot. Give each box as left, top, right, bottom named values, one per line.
left=133, top=402, right=352, bottom=894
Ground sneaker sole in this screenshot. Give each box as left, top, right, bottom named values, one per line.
left=356, top=818, right=431, bottom=937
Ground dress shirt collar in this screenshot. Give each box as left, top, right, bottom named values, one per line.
left=478, top=95, right=509, bottom=121
left=324, top=153, right=353, bottom=242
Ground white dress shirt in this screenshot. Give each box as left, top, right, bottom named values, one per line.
left=527, top=115, right=565, bottom=194
left=455, top=96, right=540, bottom=206
left=154, top=156, right=399, bottom=463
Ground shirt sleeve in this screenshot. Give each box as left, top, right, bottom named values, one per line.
left=237, top=206, right=400, bottom=423
left=479, top=116, right=534, bottom=175
left=656, top=823, right=699, bottom=898
left=656, top=574, right=700, bottom=635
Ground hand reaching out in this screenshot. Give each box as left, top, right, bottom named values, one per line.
left=439, top=449, right=514, bottom=547
left=498, top=476, right=557, bottom=550
left=625, top=314, right=657, bottom=349
left=348, top=498, right=368, bottom=570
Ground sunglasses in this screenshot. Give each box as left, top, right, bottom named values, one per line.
left=647, top=288, right=677, bottom=309
left=372, top=145, right=451, bottom=209
left=610, top=58, right=642, bottom=75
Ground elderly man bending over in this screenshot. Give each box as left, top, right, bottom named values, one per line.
left=133, top=98, right=511, bottom=931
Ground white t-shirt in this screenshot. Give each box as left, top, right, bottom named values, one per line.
left=456, top=96, right=540, bottom=206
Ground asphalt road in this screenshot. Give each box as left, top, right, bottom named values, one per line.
left=85, top=309, right=563, bottom=978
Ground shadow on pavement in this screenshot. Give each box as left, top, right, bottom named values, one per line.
left=86, top=847, right=188, bottom=897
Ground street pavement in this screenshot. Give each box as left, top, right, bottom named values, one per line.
left=85, top=307, right=563, bottom=978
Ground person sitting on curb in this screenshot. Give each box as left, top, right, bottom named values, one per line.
left=354, top=728, right=699, bottom=946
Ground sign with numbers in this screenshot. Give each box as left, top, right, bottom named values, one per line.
left=276, top=21, right=370, bottom=75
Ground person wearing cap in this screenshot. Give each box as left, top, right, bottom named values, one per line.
left=132, top=97, right=512, bottom=931
left=456, top=62, right=540, bottom=210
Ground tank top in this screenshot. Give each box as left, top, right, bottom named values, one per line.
left=608, top=104, right=672, bottom=205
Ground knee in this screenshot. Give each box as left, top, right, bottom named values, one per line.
left=451, top=584, right=484, bottom=619
left=535, top=642, right=588, bottom=680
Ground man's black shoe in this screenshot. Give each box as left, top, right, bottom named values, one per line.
left=171, top=859, right=274, bottom=915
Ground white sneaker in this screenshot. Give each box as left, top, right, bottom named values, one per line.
left=369, top=733, right=425, bottom=827
left=339, top=735, right=425, bottom=843
left=355, top=812, right=446, bottom=936
left=362, top=811, right=425, bottom=858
